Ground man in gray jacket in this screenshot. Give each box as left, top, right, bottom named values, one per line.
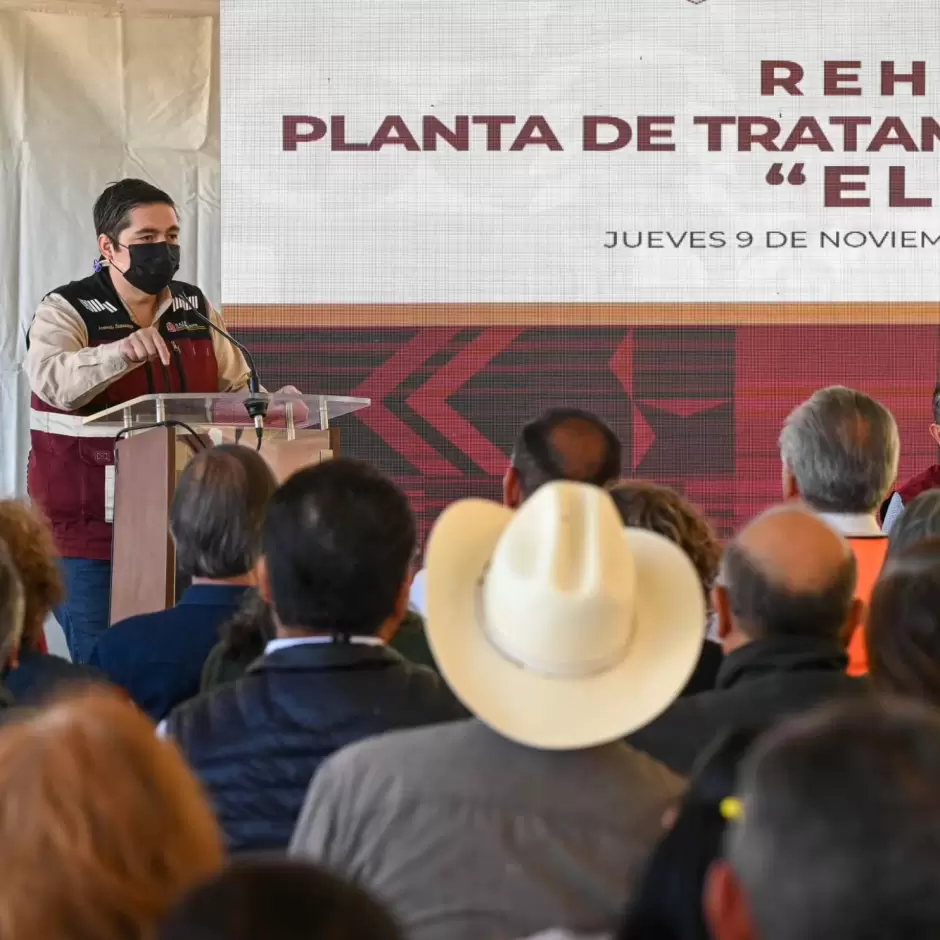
left=291, top=481, right=708, bottom=940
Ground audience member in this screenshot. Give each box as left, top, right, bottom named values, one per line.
left=199, top=587, right=274, bottom=692
left=410, top=407, right=622, bottom=615
left=292, top=481, right=705, bottom=940
left=882, top=381, right=940, bottom=533
left=610, top=481, right=722, bottom=696
left=0, top=500, right=105, bottom=704
left=164, top=458, right=465, bottom=853
left=0, top=688, right=223, bottom=940
left=90, top=445, right=276, bottom=720
left=157, top=860, right=404, bottom=940
left=0, top=539, right=25, bottom=712
left=616, top=728, right=760, bottom=940
left=885, top=489, right=940, bottom=558
left=629, top=505, right=867, bottom=774
left=705, top=700, right=940, bottom=940
left=867, top=539, right=940, bottom=707
left=201, top=590, right=438, bottom=693
left=778, top=385, right=897, bottom=675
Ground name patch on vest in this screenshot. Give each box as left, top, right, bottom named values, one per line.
left=165, top=321, right=208, bottom=334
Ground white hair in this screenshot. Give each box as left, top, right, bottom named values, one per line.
left=779, top=386, right=899, bottom=514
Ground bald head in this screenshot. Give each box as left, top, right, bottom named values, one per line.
left=720, top=506, right=858, bottom=642
left=510, top=408, right=621, bottom=504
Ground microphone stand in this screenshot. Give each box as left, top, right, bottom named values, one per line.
left=174, top=297, right=269, bottom=449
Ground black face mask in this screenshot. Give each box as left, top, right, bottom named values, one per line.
left=115, top=242, right=181, bottom=295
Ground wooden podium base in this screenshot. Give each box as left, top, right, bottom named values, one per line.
left=109, top=427, right=338, bottom=625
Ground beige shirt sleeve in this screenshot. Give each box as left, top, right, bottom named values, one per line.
left=25, top=294, right=137, bottom=412
left=210, top=304, right=252, bottom=392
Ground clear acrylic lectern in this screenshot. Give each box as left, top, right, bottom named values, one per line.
left=82, top=393, right=371, bottom=625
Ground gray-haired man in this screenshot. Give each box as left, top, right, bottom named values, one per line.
left=778, top=385, right=897, bottom=675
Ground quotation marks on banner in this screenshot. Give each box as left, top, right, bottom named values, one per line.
left=766, top=163, right=806, bottom=186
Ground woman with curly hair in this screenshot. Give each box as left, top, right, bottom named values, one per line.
left=610, top=481, right=723, bottom=696
left=0, top=687, right=224, bottom=940
left=0, top=499, right=106, bottom=704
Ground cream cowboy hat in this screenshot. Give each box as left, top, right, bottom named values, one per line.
left=424, top=481, right=706, bottom=750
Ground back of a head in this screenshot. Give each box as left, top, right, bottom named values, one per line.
left=0, top=538, right=25, bottom=672
left=262, top=458, right=416, bottom=634
left=158, top=860, right=404, bottom=940
left=0, top=688, right=223, bottom=940
left=610, top=481, right=720, bottom=599
left=618, top=728, right=761, bottom=940
left=728, top=699, right=940, bottom=940
left=512, top=408, right=621, bottom=500
left=171, top=444, right=277, bottom=580
left=722, top=506, right=857, bottom=642
left=0, top=500, right=62, bottom=649
left=779, top=385, right=899, bottom=514
left=888, top=490, right=940, bottom=558
left=867, top=539, right=940, bottom=706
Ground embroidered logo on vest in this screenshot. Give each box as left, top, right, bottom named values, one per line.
left=165, top=321, right=207, bottom=334
left=172, top=295, right=201, bottom=312
left=79, top=298, right=119, bottom=314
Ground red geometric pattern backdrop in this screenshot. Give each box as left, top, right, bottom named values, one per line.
left=236, top=324, right=940, bottom=541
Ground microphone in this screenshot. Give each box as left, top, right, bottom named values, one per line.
left=172, top=295, right=268, bottom=446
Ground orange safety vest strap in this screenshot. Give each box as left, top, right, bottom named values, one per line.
left=846, top=535, right=889, bottom=677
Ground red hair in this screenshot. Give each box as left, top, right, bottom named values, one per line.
left=0, top=689, right=223, bottom=940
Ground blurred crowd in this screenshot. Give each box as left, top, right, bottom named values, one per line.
left=2, top=383, right=940, bottom=940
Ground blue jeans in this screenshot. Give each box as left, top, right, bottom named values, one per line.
left=55, top=558, right=112, bottom=664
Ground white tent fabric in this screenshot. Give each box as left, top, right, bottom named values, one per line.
left=0, top=1, right=220, bottom=497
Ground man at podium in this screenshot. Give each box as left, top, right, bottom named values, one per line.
left=25, top=179, right=253, bottom=663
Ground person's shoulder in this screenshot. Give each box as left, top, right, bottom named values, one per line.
left=95, top=608, right=176, bottom=654
left=168, top=279, right=210, bottom=305
left=898, top=464, right=940, bottom=501
left=41, top=271, right=102, bottom=306
left=319, top=716, right=476, bottom=785
left=163, top=675, right=243, bottom=742
left=392, top=655, right=468, bottom=718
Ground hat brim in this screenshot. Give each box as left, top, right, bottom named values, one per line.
left=424, top=499, right=707, bottom=751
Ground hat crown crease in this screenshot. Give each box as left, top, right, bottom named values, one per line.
left=482, top=484, right=637, bottom=677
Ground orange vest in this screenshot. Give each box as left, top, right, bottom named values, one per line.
left=845, top=535, right=889, bottom=677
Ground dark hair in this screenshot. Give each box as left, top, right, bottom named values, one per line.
left=618, top=728, right=762, bottom=940
left=610, top=481, right=720, bottom=600
left=171, top=445, right=277, bottom=580
left=728, top=699, right=940, bottom=940
left=93, top=178, right=176, bottom=245
left=512, top=408, right=621, bottom=499
left=721, top=540, right=856, bottom=641
left=262, top=458, right=416, bottom=635
left=867, top=539, right=940, bottom=706
left=888, top=490, right=940, bottom=558
left=156, top=860, right=404, bottom=940
left=933, top=381, right=940, bottom=426
left=218, top=588, right=275, bottom=661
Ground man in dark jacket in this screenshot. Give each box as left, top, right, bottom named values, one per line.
left=164, top=458, right=465, bottom=853
left=629, top=504, right=868, bottom=775
left=90, top=445, right=276, bottom=721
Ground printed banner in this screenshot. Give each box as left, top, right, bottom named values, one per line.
left=221, top=0, right=940, bottom=535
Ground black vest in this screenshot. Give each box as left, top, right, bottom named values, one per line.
left=166, top=642, right=466, bottom=854
left=27, top=270, right=219, bottom=559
